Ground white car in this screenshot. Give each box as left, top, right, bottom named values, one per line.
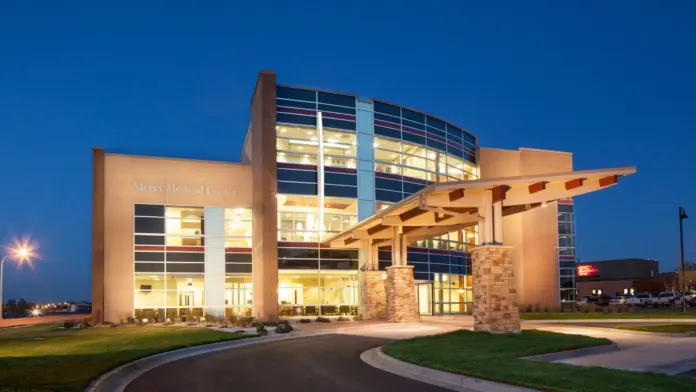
left=631, top=293, right=653, bottom=307
left=625, top=296, right=643, bottom=306
left=653, top=292, right=683, bottom=307
left=609, top=296, right=628, bottom=305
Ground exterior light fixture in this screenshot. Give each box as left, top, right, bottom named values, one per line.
left=541, top=201, right=548, bottom=208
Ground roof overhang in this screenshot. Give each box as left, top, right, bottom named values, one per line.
left=324, top=166, right=636, bottom=249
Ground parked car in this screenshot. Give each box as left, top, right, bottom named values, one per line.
left=653, top=292, right=683, bottom=307
left=577, top=296, right=599, bottom=305
left=631, top=293, right=654, bottom=307
left=609, top=296, right=628, bottom=305
left=625, top=295, right=643, bottom=306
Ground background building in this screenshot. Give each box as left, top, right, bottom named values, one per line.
left=92, top=70, right=582, bottom=323
left=576, top=258, right=659, bottom=297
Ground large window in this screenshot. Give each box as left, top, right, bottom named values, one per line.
left=277, top=195, right=357, bottom=242
left=277, top=125, right=357, bottom=169
left=134, top=204, right=254, bottom=320
left=374, top=136, right=477, bottom=182
left=558, top=202, right=577, bottom=301
left=432, top=273, right=472, bottom=314
left=278, top=270, right=358, bottom=317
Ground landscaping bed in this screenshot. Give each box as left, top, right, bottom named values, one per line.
left=384, top=329, right=696, bottom=392
left=0, top=323, right=255, bottom=391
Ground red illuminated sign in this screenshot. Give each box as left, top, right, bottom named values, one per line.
left=577, top=265, right=599, bottom=277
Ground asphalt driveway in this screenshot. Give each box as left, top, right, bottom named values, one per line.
left=126, top=334, right=448, bottom=392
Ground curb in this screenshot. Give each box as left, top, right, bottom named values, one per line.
left=523, top=318, right=696, bottom=324
left=85, top=331, right=323, bottom=392
left=522, top=343, right=619, bottom=362
left=609, top=329, right=696, bottom=338
left=360, top=347, right=538, bottom=392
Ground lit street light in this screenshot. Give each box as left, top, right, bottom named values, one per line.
left=1, top=239, right=36, bottom=320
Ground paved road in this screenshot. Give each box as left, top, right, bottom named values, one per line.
left=127, top=334, right=448, bottom=392
left=0, top=314, right=85, bottom=328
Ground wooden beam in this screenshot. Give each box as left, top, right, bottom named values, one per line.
left=599, top=175, right=619, bottom=187
left=442, top=207, right=478, bottom=214
left=434, top=213, right=452, bottom=223
left=399, top=207, right=426, bottom=222
left=502, top=202, right=542, bottom=216
left=367, top=224, right=388, bottom=236
left=528, top=181, right=548, bottom=194
left=344, top=238, right=358, bottom=246
left=565, top=178, right=585, bottom=190
left=448, top=188, right=465, bottom=202
left=491, top=185, right=509, bottom=203
left=373, top=239, right=391, bottom=247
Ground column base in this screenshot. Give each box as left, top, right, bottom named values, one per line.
left=471, top=246, right=521, bottom=333
left=386, top=265, right=420, bottom=323
left=361, top=270, right=388, bottom=319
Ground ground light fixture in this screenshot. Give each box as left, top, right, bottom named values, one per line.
left=0, top=238, right=38, bottom=320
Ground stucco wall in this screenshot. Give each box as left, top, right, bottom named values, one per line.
left=478, top=147, right=572, bottom=308
left=98, top=153, right=252, bottom=323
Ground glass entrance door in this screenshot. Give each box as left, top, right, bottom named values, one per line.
left=417, top=283, right=433, bottom=315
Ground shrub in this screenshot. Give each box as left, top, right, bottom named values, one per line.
left=264, top=321, right=279, bottom=327
left=315, top=316, right=331, bottom=323
left=542, top=305, right=550, bottom=313
left=579, top=305, right=590, bottom=313
left=532, top=303, right=542, bottom=313
left=234, top=329, right=247, bottom=334
left=518, top=305, right=527, bottom=314
left=256, top=324, right=268, bottom=335
left=524, top=304, right=533, bottom=313
left=299, top=318, right=312, bottom=323
left=80, top=316, right=92, bottom=328
left=63, top=321, right=77, bottom=329
left=127, top=316, right=136, bottom=324
left=586, top=303, right=597, bottom=313
left=336, top=316, right=349, bottom=322
left=353, top=314, right=363, bottom=321
left=235, top=317, right=255, bottom=328
left=275, top=320, right=293, bottom=334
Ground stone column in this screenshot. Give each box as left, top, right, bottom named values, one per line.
left=361, top=270, right=387, bottom=319
left=471, top=245, right=520, bottom=333
left=386, top=265, right=419, bottom=323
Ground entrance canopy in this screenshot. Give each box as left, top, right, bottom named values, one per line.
left=325, top=166, right=636, bottom=249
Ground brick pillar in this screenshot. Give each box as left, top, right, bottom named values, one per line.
left=386, top=265, right=420, bottom=323
left=471, top=245, right=520, bottom=333
left=361, top=270, right=387, bottom=319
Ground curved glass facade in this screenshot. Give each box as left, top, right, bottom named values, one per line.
left=275, top=85, right=479, bottom=315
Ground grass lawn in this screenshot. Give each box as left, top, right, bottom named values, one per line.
left=521, top=312, right=696, bottom=320
left=384, top=330, right=696, bottom=392
left=0, top=323, right=255, bottom=392
left=615, top=324, right=696, bottom=333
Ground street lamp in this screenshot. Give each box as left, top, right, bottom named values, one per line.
left=1, top=241, right=35, bottom=320
left=679, top=207, right=689, bottom=313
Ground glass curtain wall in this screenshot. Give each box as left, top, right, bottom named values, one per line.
left=558, top=202, right=577, bottom=301
left=374, top=136, right=477, bottom=182
left=134, top=205, right=253, bottom=320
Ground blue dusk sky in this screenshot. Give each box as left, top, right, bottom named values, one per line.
left=0, top=1, right=694, bottom=302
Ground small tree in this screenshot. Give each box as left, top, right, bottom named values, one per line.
left=634, top=278, right=664, bottom=293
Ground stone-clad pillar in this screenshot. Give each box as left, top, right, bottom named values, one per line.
left=360, top=241, right=387, bottom=319
left=471, top=245, right=520, bottom=333
left=386, top=265, right=419, bottom=323
left=361, top=270, right=387, bottom=319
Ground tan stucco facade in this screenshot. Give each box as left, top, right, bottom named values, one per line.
left=478, top=147, right=573, bottom=308
left=93, top=151, right=252, bottom=323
